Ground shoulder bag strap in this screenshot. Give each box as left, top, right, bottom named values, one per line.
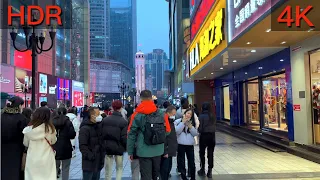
left=45, top=137, right=55, bottom=153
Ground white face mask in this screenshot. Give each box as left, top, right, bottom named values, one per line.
left=169, top=115, right=175, bottom=119
left=95, top=115, right=103, bottom=122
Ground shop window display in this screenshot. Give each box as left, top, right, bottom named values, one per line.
left=262, top=74, right=287, bottom=131
left=246, top=80, right=260, bottom=126
left=310, top=50, right=320, bottom=144
left=223, top=86, right=230, bottom=120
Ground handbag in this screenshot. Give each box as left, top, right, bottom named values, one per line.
left=45, top=137, right=56, bottom=155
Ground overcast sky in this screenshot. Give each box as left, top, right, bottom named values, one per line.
left=137, top=0, right=169, bottom=55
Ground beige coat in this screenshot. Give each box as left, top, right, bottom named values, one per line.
left=23, top=124, right=57, bottom=180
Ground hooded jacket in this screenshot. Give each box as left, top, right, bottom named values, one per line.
left=52, top=115, right=76, bottom=160
left=23, top=124, right=57, bottom=180
left=79, top=118, right=105, bottom=172
left=127, top=100, right=171, bottom=158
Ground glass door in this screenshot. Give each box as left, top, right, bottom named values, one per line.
left=309, top=50, right=320, bottom=144
left=262, top=73, right=288, bottom=131
left=246, top=80, right=260, bottom=125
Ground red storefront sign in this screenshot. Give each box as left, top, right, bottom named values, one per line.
left=191, top=0, right=216, bottom=40
left=293, top=104, right=301, bottom=111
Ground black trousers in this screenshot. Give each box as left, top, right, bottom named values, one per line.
left=139, top=156, right=161, bottom=180
left=160, top=156, right=172, bottom=180
left=177, top=145, right=195, bottom=180
left=199, top=133, right=216, bottom=170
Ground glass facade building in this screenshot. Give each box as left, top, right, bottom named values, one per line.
left=90, top=59, right=131, bottom=94
left=89, top=0, right=110, bottom=58
left=110, top=0, right=137, bottom=78
left=145, top=49, right=169, bottom=96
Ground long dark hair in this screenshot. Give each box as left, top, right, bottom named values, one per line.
left=22, top=108, right=32, bottom=120
left=202, top=102, right=214, bottom=124
left=54, top=106, right=67, bottom=127
left=183, top=108, right=195, bottom=133
left=29, top=107, right=55, bottom=134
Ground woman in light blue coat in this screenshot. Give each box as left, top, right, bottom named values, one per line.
left=174, top=108, right=198, bottom=180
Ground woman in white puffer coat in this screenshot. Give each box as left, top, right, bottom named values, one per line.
left=66, top=108, right=80, bottom=157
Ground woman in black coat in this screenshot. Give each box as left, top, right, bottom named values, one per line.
left=52, top=107, right=76, bottom=180
left=1, top=96, right=27, bottom=180
left=197, top=102, right=216, bottom=178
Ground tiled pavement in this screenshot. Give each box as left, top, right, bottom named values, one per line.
left=65, top=132, right=320, bottom=180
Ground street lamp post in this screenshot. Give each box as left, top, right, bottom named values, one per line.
left=9, top=18, right=56, bottom=109
left=64, top=89, right=66, bottom=105
left=132, top=88, right=137, bottom=106
left=24, top=84, right=28, bottom=108
left=118, top=81, right=129, bottom=106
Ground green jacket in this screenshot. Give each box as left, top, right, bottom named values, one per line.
left=127, top=101, right=171, bottom=158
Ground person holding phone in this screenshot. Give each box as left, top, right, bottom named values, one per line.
left=174, top=108, right=198, bottom=180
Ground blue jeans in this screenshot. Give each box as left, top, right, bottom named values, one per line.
left=83, top=171, right=101, bottom=180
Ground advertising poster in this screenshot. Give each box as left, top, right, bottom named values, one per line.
left=72, top=81, right=84, bottom=107
left=14, top=50, right=32, bottom=70
left=46, top=75, right=57, bottom=108
left=57, top=78, right=70, bottom=100
left=15, top=68, right=33, bottom=93
left=39, top=73, right=48, bottom=94
left=0, top=65, right=15, bottom=93
left=73, top=91, right=84, bottom=107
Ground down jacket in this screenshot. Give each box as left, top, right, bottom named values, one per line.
left=79, top=119, right=105, bottom=172
left=102, top=111, right=128, bottom=155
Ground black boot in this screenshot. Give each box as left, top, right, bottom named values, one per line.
left=207, top=169, right=212, bottom=178
left=197, top=168, right=206, bottom=176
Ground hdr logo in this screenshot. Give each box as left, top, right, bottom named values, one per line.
left=7, top=5, right=62, bottom=26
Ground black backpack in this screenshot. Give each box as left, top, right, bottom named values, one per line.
left=143, top=110, right=166, bottom=145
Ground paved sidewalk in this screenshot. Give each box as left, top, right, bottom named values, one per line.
left=66, top=132, right=320, bottom=180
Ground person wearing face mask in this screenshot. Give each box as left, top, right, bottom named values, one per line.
left=79, top=107, right=105, bottom=180
left=1, top=96, right=28, bottom=180
left=160, top=105, right=177, bottom=180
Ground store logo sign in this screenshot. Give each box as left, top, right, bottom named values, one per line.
left=190, top=8, right=225, bottom=71
left=0, top=75, right=10, bottom=84
left=73, top=81, right=83, bottom=88
left=49, top=85, right=56, bottom=94
left=59, top=87, right=69, bottom=92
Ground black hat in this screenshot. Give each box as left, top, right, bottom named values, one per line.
left=8, top=96, right=24, bottom=107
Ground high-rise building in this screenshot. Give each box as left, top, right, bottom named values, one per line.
left=110, top=0, right=137, bottom=83
left=145, top=49, right=169, bottom=97
left=71, top=0, right=91, bottom=101
left=135, top=51, right=145, bottom=97
left=89, top=0, right=110, bottom=58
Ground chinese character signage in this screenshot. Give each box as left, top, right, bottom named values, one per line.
left=228, top=0, right=280, bottom=42
left=189, top=0, right=227, bottom=76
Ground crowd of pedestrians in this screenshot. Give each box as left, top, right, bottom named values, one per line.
left=1, top=90, right=217, bottom=180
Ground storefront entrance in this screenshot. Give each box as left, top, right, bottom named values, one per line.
left=262, top=73, right=287, bottom=131
left=242, top=73, right=288, bottom=132
left=243, top=79, right=260, bottom=130
left=309, top=49, right=320, bottom=145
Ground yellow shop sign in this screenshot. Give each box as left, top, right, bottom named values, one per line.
left=189, top=0, right=227, bottom=76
